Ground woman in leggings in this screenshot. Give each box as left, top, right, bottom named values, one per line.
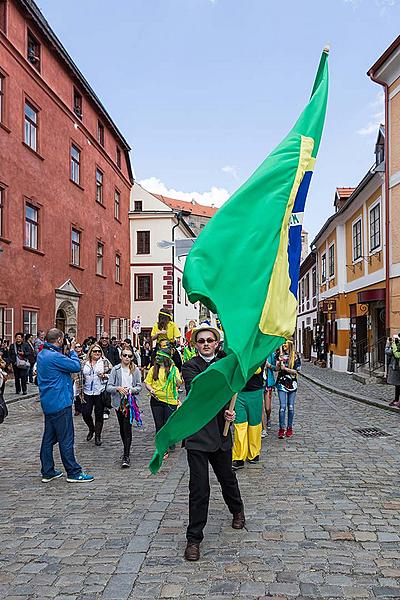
left=81, top=344, right=110, bottom=446
left=107, top=348, right=142, bottom=468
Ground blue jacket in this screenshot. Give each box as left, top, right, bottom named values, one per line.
left=37, top=343, right=81, bottom=415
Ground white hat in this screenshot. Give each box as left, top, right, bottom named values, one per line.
left=191, top=323, right=221, bottom=342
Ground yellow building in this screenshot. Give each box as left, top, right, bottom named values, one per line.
left=312, top=137, right=385, bottom=373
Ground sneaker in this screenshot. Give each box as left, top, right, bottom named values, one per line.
left=232, top=460, right=244, bottom=470
left=66, top=472, right=94, bottom=483
left=286, top=427, right=293, bottom=438
left=278, top=428, right=285, bottom=439
left=42, top=469, right=63, bottom=483
left=121, top=456, right=130, bottom=469
left=266, top=419, right=272, bottom=430
left=247, top=455, right=260, bottom=464
left=261, top=429, right=267, bottom=438
left=163, top=452, right=169, bottom=460
left=103, top=412, right=109, bottom=420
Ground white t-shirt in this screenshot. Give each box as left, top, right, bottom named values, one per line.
left=121, top=366, right=132, bottom=390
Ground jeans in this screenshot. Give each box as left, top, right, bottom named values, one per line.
left=278, top=389, right=296, bottom=429
left=40, top=406, right=81, bottom=478
left=116, top=409, right=132, bottom=457
left=13, top=365, right=28, bottom=394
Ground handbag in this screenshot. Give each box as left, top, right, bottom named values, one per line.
left=101, top=389, right=112, bottom=409
left=14, top=344, right=30, bottom=369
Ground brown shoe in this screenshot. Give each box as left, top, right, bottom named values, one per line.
left=184, top=542, right=200, bottom=561
left=232, top=510, right=246, bottom=529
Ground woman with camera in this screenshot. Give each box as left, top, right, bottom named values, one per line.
left=81, top=344, right=111, bottom=446
left=106, top=348, right=142, bottom=468
left=385, top=335, right=400, bottom=407
left=276, top=340, right=301, bottom=439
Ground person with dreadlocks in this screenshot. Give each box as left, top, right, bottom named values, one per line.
left=151, top=307, right=182, bottom=370
left=276, top=340, right=301, bottom=439
left=106, top=347, right=142, bottom=468
left=145, top=346, right=182, bottom=458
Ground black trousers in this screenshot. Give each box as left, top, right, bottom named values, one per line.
left=150, top=396, right=177, bottom=433
left=13, top=365, right=28, bottom=394
left=395, top=385, right=400, bottom=402
left=81, top=393, right=103, bottom=433
left=186, top=448, right=243, bottom=543
left=116, top=409, right=132, bottom=457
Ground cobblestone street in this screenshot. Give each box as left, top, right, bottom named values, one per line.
left=1, top=378, right=400, bottom=600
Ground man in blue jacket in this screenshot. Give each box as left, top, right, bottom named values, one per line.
left=37, top=328, right=94, bottom=483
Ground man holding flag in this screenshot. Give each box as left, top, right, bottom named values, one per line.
left=149, top=48, right=329, bottom=558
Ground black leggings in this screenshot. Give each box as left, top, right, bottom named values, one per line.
left=150, top=396, right=177, bottom=433
left=395, top=386, right=400, bottom=403
left=81, top=394, right=104, bottom=433
left=116, top=409, right=132, bottom=457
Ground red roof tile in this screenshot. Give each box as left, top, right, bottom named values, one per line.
left=154, top=194, right=218, bottom=218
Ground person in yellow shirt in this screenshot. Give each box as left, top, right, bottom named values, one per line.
left=145, top=349, right=182, bottom=458
left=151, top=308, right=182, bottom=369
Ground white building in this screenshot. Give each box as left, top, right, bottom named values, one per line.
left=129, top=183, right=217, bottom=340
left=296, top=251, right=318, bottom=360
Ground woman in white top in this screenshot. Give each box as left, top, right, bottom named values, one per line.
left=107, top=348, right=142, bottom=468
left=81, top=344, right=111, bottom=446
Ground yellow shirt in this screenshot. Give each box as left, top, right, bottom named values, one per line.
left=151, top=321, right=181, bottom=343
left=145, top=365, right=182, bottom=405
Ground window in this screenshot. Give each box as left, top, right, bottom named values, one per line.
left=70, top=144, right=80, bottom=184
left=27, top=31, right=40, bottom=71
left=71, top=228, right=80, bottom=266
left=312, top=266, right=316, bottom=297
left=97, top=121, right=104, bottom=146
left=370, top=203, right=381, bottom=251
left=25, top=204, right=38, bottom=249
left=23, top=310, right=37, bottom=336
left=328, top=244, right=335, bottom=278
left=96, top=168, right=103, bottom=204
left=137, top=231, right=150, bottom=254
left=352, top=219, right=362, bottom=261
left=305, top=273, right=310, bottom=299
left=0, top=307, right=13, bottom=341
left=321, top=253, right=326, bottom=283
left=96, top=316, right=104, bottom=339
left=134, top=200, right=142, bottom=212
left=73, top=88, right=82, bottom=119
left=177, top=278, right=182, bottom=304
left=0, top=73, right=4, bottom=124
left=135, top=274, right=152, bottom=301
left=114, top=189, right=120, bottom=220
left=96, top=242, right=104, bottom=275
left=115, top=253, right=121, bottom=283
left=0, top=1, right=7, bottom=33
left=24, top=101, right=38, bottom=151
left=0, top=186, right=4, bottom=238
left=109, top=317, right=119, bottom=339
left=116, top=146, right=121, bottom=168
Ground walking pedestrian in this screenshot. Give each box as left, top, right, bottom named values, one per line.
left=145, top=347, right=182, bottom=457
left=33, top=330, right=45, bottom=355
left=98, top=332, right=120, bottom=419
left=151, top=307, right=182, bottom=370
left=81, top=344, right=111, bottom=446
left=9, top=332, right=31, bottom=395
left=72, top=343, right=85, bottom=416
left=181, top=324, right=245, bottom=562
left=261, top=351, right=279, bottom=436
left=36, top=328, right=93, bottom=483
left=386, top=335, right=400, bottom=407
left=276, top=341, right=301, bottom=439
left=25, top=333, right=36, bottom=384
left=107, top=348, right=142, bottom=468
left=140, top=340, right=152, bottom=376
left=232, top=366, right=265, bottom=470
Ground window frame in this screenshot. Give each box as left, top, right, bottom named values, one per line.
left=27, top=29, right=41, bottom=72
left=352, top=217, right=363, bottom=262
left=115, top=253, right=121, bottom=283
left=134, top=200, right=142, bottom=212
left=96, top=241, right=104, bottom=276
left=25, top=202, right=39, bottom=250
left=22, top=309, right=38, bottom=336
left=369, top=200, right=381, bottom=253
left=96, top=315, right=104, bottom=339
left=70, top=142, right=81, bottom=185
left=0, top=184, right=4, bottom=240
left=97, top=120, right=104, bottom=146
left=177, top=277, right=182, bottom=304
left=137, top=230, right=150, bottom=255
left=328, top=243, right=335, bottom=278
left=24, top=99, right=38, bottom=152
left=73, top=87, right=83, bottom=119
left=95, top=167, right=104, bottom=204
left=116, top=146, right=121, bottom=168
left=321, top=252, right=326, bottom=283
left=134, top=273, right=153, bottom=301
left=0, top=71, right=4, bottom=125
left=114, top=188, right=121, bottom=221
left=71, top=227, right=81, bottom=267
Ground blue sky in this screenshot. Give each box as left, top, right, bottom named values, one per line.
left=38, top=0, right=400, bottom=242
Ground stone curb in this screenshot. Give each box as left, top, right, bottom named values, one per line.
left=300, top=371, right=400, bottom=414
left=5, top=391, right=39, bottom=405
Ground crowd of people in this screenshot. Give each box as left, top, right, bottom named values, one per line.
left=0, top=307, right=303, bottom=561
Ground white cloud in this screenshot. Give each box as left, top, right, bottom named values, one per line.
left=357, top=92, right=384, bottom=136
left=139, top=176, right=231, bottom=207
left=221, top=165, right=239, bottom=180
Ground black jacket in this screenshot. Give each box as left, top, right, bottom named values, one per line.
left=9, top=342, right=31, bottom=366
left=102, top=344, right=120, bottom=366
left=182, top=354, right=232, bottom=452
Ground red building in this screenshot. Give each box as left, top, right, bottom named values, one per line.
left=0, top=0, right=133, bottom=340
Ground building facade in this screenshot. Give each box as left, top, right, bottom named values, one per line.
left=130, top=184, right=217, bottom=340
left=0, top=0, right=133, bottom=340
left=312, top=141, right=385, bottom=372
left=296, top=251, right=317, bottom=360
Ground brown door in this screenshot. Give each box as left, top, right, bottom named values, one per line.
left=56, top=309, right=66, bottom=332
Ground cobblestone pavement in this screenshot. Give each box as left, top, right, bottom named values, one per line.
left=300, top=362, right=395, bottom=404
left=1, top=379, right=400, bottom=600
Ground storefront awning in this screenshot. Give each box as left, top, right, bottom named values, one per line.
left=357, top=288, right=385, bottom=303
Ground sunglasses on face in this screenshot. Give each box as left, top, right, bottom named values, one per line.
left=196, top=337, right=216, bottom=344
left=122, top=353, right=133, bottom=358
left=92, top=349, right=101, bottom=353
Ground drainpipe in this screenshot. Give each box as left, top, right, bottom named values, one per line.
left=368, top=70, right=390, bottom=336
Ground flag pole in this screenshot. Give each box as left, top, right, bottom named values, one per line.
left=223, top=393, right=237, bottom=437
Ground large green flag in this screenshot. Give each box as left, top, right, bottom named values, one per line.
left=149, top=49, right=329, bottom=474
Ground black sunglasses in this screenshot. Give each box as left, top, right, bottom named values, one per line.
left=196, top=337, right=216, bottom=344
left=122, top=353, right=133, bottom=358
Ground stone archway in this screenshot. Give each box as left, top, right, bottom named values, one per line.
left=55, top=279, right=82, bottom=338
left=56, top=300, right=77, bottom=337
